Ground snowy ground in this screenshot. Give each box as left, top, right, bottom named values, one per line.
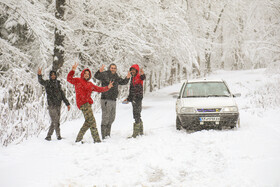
left=0, top=69, right=280, bottom=187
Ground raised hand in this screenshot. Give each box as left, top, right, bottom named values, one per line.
left=126, top=70, right=132, bottom=78
left=108, top=81, right=114, bottom=89
left=72, top=62, right=78, bottom=71
left=140, top=68, right=144, bottom=75
left=100, top=64, right=105, bottom=72
left=38, top=68, right=42, bottom=75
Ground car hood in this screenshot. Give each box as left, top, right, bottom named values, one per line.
left=179, top=97, right=237, bottom=108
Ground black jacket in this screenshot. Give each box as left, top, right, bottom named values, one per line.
left=94, top=70, right=129, bottom=101
left=127, top=74, right=146, bottom=102
left=38, top=73, right=70, bottom=107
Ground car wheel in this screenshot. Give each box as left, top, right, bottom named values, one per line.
left=230, top=118, right=240, bottom=129
left=237, top=118, right=240, bottom=128
left=176, top=116, right=182, bottom=130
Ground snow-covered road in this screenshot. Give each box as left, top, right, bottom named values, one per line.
left=1, top=69, right=280, bottom=187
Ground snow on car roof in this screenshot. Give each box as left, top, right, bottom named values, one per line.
left=186, top=79, right=224, bottom=83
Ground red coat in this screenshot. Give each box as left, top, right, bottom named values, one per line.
left=67, top=68, right=109, bottom=109
left=130, top=64, right=144, bottom=86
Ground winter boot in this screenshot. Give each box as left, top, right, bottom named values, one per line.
left=57, top=136, right=62, bottom=140
left=131, top=122, right=141, bottom=138
left=101, top=125, right=107, bottom=140
left=106, top=124, right=112, bottom=138
left=139, top=121, right=144, bottom=135
left=45, top=136, right=51, bottom=141
left=131, top=123, right=137, bottom=138
left=91, top=128, right=101, bottom=143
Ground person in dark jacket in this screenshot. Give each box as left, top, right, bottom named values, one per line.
left=94, top=63, right=131, bottom=139
left=38, top=68, right=70, bottom=141
left=124, top=64, right=146, bottom=138
left=67, top=62, right=113, bottom=143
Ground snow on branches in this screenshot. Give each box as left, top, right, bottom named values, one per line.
left=0, top=0, right=279, bottom=146
left=64, top=0, right=198, bottom=77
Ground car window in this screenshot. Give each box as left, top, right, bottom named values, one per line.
left=182, top=82, right=230, bottom=97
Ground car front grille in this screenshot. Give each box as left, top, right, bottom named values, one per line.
left=178, top=113, right=239, bottom=130
left=196, top=108, right=222, bottom=112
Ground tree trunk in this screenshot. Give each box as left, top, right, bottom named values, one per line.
left=205, top=49, right=211, bottom=74
left=169, top=68, right=176, bottom=85
left=220, top=25, right=224, bottom=69
left=205, top=3, right=227, bottom=74
left=149, top=70, right=153, bottom=92
left=52, top=0, right=66, bottom=72
left=158, top=71, right=161, bottom=89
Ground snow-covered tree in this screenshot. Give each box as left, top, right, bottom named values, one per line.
left=0, top=0, right=68, bottom=146
left=1, top=0, right=279, bottom=146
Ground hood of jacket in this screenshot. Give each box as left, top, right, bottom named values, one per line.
left=129, top=64, right=144, bottom=86
left=130, top=64, right=140, bottom=74
left=80, top=68, right=92, bottom=81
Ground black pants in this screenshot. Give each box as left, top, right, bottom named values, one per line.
left=131, top=99, right=142, bottom=123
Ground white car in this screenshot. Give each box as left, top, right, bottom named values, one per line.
left=175, top=79, right=240, bottom=131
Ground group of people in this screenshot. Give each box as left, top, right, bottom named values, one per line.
left=38, top=63, right=146, bottom=143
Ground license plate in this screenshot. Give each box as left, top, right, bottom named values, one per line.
left=199, top=117, right=220, bottom=121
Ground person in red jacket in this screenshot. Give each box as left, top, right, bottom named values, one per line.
left=67, top=62, right=113, bottom=143
left=124, top=64, right=146, bottom=138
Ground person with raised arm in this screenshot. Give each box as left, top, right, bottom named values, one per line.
left=94, top=64, right=131, bottom=139
left=67, top=62, right=113, bottom=143
left=38, top=68, right=70, bottom=141
left=124, top=64, right=146, bottom=138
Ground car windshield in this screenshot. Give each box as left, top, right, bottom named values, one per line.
left=182, top=82, right=231, bottom=98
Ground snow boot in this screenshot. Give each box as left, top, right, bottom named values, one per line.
left=101, top=125, right=107, bottom=140
left=45, top=136, right=51, bottom=141
left=57, top=136, right=62, bottom=140
left=139, top=121, right=144, bottom=135
left=131, top=122, right=141, bottom=138
left=106, top=123, right=112, bottom=138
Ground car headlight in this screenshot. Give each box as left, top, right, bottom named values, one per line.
left=223, top=106, right=238, bottom=112
left=180, top=107, right=196, bottom=113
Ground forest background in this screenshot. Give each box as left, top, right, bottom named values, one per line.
left=0, top=0, right=279, bottom=146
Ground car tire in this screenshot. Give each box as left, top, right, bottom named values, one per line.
left=230, top=118, right=240, bottom=129
left=176, top=116, right=182, bottom=130
left=237, top=118, right=240, bottom=128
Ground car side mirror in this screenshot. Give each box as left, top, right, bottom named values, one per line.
left=173, top=95, right=179, bottom=99
left=171, top=92, right=180, bottom=99
left=233, top=93, right=241, bottom=97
